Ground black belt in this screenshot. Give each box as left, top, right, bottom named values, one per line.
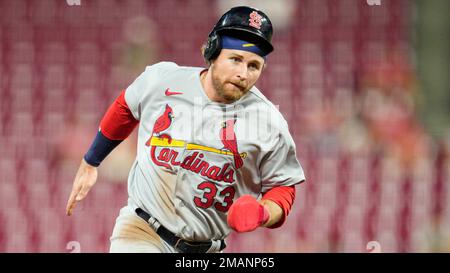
left=135, top=208, right=226, bottom=253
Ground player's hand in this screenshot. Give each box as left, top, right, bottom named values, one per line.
left=227, top=195, right=270, bottom=232
left=66, top=158, right=98, bottom=216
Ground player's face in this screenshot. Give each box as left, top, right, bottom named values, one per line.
left=210, top=49, right=264, bottom=103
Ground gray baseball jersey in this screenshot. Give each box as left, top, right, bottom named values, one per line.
left=124, top=62, right=305, bottom=241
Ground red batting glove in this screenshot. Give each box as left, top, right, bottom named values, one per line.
left=227, top=195, right=271, bottom=232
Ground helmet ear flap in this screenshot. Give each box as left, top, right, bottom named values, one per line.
left=203, top=31, right=221, bottom=62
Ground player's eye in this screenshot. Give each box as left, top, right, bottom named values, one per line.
left=248, top=63, right=260, bottom=70
left=230, top=57, right=241, bottom=63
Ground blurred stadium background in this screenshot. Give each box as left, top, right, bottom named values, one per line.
left=0, top=0, right=449, bottom=253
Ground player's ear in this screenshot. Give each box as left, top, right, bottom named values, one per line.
left=201, top=43, right=218, bottom=67
left=201, top=44, right=212, bottom=67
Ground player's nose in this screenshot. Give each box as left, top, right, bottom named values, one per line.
left=236, top=66, right=248, bottom=81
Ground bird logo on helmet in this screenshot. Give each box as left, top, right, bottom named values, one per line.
left=248, top=11, right=263, bottom=29
left=203, top=6, right=274, bottom=62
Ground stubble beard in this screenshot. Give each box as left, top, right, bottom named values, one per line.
left=211, top=68, right=249, bottom=103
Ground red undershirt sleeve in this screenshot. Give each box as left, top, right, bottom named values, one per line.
left=262, top=185, right=296, bottom=229
left=99, top=90, right=139, bottom=140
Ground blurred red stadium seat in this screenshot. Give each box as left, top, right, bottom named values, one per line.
left=9, top=64, right=34, bottom=91
left=35, top=208, right=67, bottom=252
left=38, top=42, right=69, bottom=65
left=29, top=0, right=58, bottom=27
left=0, top=0, right=28, bottom=27
left=2, top=208, right=32, bottom=252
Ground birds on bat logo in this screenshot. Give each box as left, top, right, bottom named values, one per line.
left=220, top=119, right=243, bottom=169
left=145, top=104, right=246, bottom=172
left=146, top=104, right=174, bottom=146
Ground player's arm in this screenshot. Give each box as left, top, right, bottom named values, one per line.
left=260, top=185, right=296, bottom=228
left=66, top=90, right=138, bottom=216
left=227, top=185, right=296, bottom=232
left=227, top=114, right=305, bottom=232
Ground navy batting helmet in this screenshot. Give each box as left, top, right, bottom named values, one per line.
left=203, top=6, right=274, bottom=61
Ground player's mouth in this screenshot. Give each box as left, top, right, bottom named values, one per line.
left=229, top=82, right=246, bottom=91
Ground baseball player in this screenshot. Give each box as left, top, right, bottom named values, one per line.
left=66, top=6, right=305, bottom=253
